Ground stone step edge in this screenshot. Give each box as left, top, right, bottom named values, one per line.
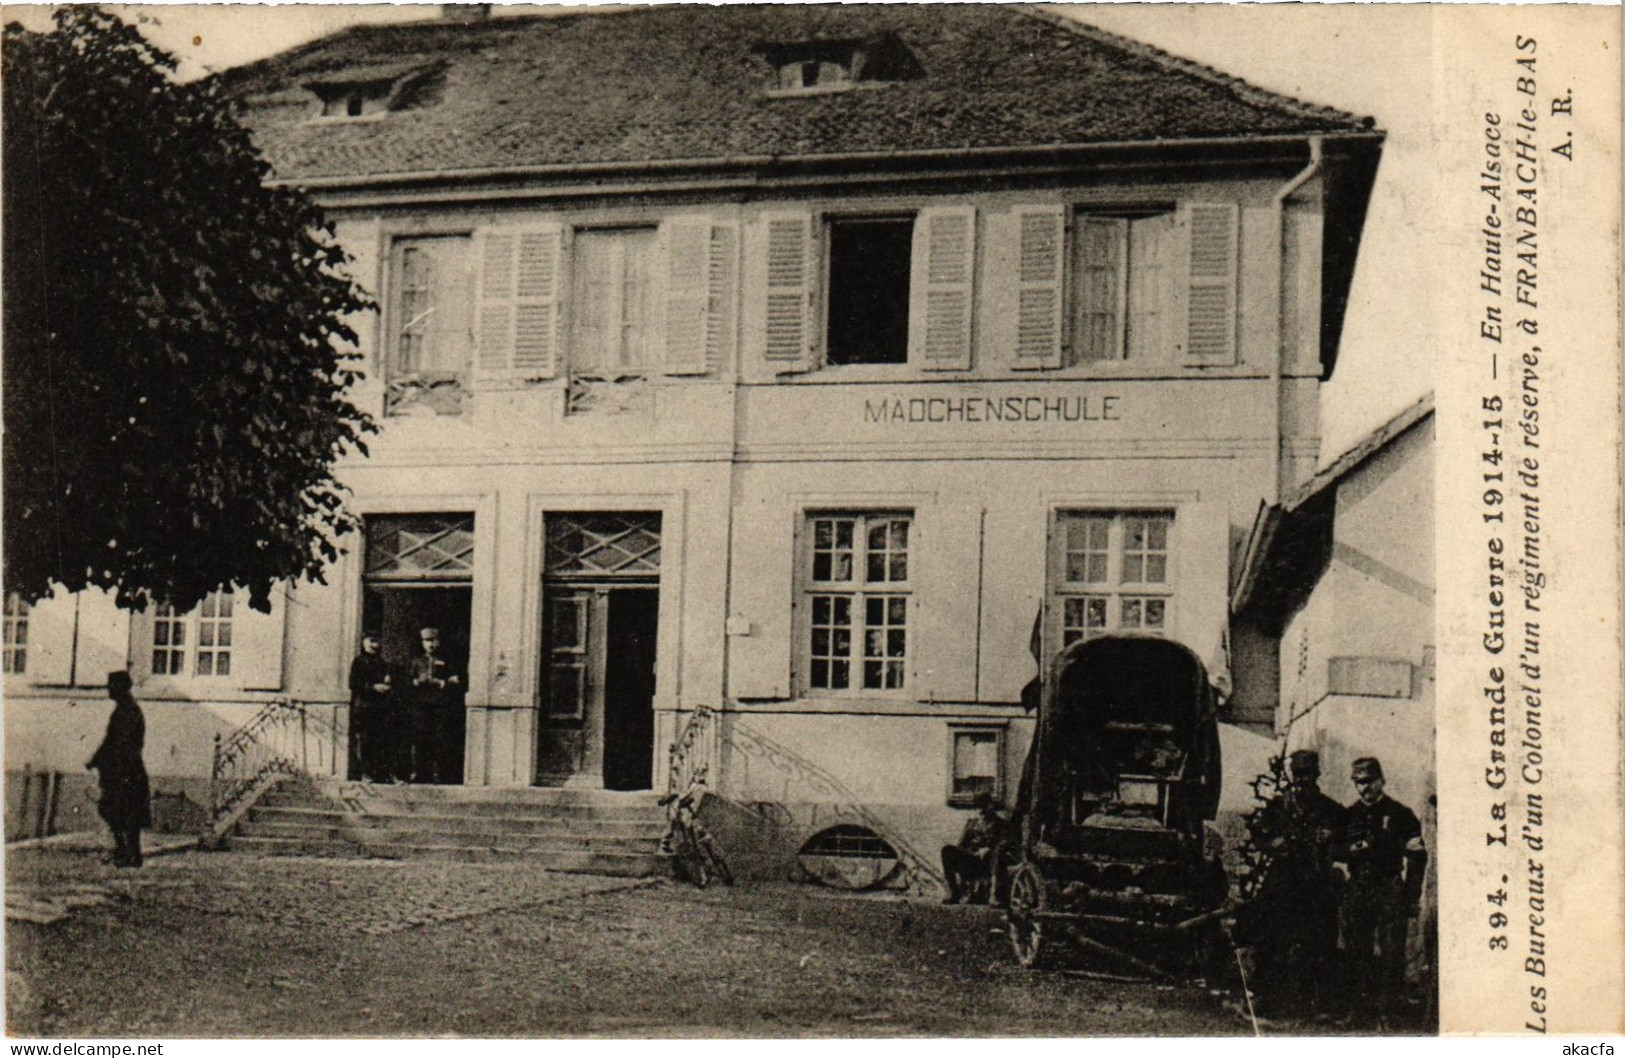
left=226, top=836, right=672, bottom=871
left=236, top=825, right=663, bottom=851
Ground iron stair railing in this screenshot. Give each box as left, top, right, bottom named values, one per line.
left=208, top=698, right=342, bottom=845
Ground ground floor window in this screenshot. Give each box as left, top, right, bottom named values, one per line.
left=804, top=511, right=912, bottom=692
left=1050, top=511, right=1174, bottom=654
left=3, top=592, right=28, bottom=674
left=150, top=590, right=234, bottom=677
left=948, top=723, right=1006, bottom=807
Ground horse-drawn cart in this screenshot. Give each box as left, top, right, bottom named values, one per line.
left=1005, top=635, right=1230, bottom=974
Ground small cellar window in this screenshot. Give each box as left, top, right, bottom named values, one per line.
left=798, top=825, right=898, bottom=859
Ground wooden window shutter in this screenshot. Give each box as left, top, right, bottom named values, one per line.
left=663, top=217, right=711, bottom=376
left=25, top=589, right=76, bottom=686
left=706, top=224, right=739, bottom=375
left=908, top=207, right=976, bottom=371
left=1126, top=213, right=1173, bottom=361
left=754, top=212, right=817, bottom=373
left=1075, top=216, right=1127, bottom=362
left=476, top=225, right=564, bottom=381
left=1009, top=205, right=1067, bottom=370
left=1178, top=203, right=1239, bottom=365
left=234, top=586, right=287, bottom=692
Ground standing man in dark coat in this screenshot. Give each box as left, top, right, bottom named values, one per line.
left=348, top=631, right=393, bottom=782
left=409, top=626, right=461, bottom=784
left=1339, top=756, right=1428, bottom=1026
left=1249, top=749, right=1346, bottom=1009
left=87, top=671, right=151, bottom=868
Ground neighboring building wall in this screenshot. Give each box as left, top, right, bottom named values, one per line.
left=1276, top=417, right=1435, bottom=976
left=1279, top=417, right=1435, bottom=812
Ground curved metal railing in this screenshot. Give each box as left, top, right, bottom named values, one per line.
left=208, top=698, right=342, bottom=842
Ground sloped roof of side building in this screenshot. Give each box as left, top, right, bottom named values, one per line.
left=223, top=4, right=1379, bottom=183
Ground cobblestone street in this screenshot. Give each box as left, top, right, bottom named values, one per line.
left=6, top=846, right=1257, bottom=1038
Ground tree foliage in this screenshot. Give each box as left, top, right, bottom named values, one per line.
left=3, top=7, right=374, bottom=612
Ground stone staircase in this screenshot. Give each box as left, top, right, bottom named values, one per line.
left=222, top=778, right=670, bottom=878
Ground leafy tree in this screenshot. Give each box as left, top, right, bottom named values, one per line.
left=3, top=7, right=374, bottom=612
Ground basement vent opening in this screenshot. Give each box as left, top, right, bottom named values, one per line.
left=798, top=824, right=898, bottom=859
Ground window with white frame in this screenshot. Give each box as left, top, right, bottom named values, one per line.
left=3, top=592, right=28, bottom=674
left=151, top=591, right=234, bottom=678
left=1052, top=511, right=1174, bottom=649
left=804, top=512, right=911, bottom=692
left=948, top=724, right=1005, bottom=806
left=1072, top=210, right=1174, bottom=364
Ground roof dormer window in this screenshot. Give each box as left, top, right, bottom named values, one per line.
left=323, top=88, right=387, bottom=119
left=756, top=33, right=919, bottom=98
left=305, top=61, right=444, bottom=121
left=779, top=58, right=851, bottom=93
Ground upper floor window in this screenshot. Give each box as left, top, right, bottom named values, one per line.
left=805, top=512, right=911, bottom=692
left=3, top=592, right=29, bottom=675
left=387, top=235, right=474, bottom=417
left=1050, top=512, right=1174, bottom=652
left=1009, top=202, right=1239, bottom=371
left=826, top=216, right=914, bottom=366
left=1072, top=211, right=1174, bottom=364
left=151, top=591, right=234, bottom=678
left=570, top=228, right=659, bottom=378
left=760, top=208, right=974, bottom=374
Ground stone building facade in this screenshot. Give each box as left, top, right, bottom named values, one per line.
left=5, top=6, right=1386, bottom=880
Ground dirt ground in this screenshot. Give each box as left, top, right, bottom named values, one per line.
left=6, top=846, right=1295, bottom=1038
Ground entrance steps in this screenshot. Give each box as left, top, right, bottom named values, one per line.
left=221, top=778, right=670, bottom=878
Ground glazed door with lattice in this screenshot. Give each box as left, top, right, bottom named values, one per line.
left=535, top=513, right=661, bottom=787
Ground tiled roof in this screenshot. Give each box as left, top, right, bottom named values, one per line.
left=224, top=4, right=1376, bottom=183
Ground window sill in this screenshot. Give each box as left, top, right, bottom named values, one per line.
left=732, top=698, right=1030, bottom=718
left=137, top=677, right=250, bottom=700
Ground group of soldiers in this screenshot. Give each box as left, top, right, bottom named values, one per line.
left=1245, top=749, right=1429, bottom=1025
left=938, top=749, right=1428, bottom=1027
left=348, top=626, right=465, bottom=785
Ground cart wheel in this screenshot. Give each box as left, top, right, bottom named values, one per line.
left=1006, top=862, right=1050, bottom=969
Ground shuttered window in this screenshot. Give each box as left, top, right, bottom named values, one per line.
left=759, top=213, right=816, bottom=371
left=909, top=207, right=976, bottom=371
left=476, top=226, right=565, bottom=383
left=571, top=228, right=659, bottom=377
left=1073, top=211, right=1174, bottom=363
left=388, top=236, right=474, bottom=416
left=1009, top=205, right=1067, bottom=370
left=1181, top=203, right=1240, bottom=364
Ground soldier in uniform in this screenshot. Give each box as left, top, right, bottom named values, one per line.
left=941, top=792, right=1011, bottom=905
left=1248, top=749, right=1346, bottom=1010
left=1339, top=756, right=1428, bottom=1026
left=87, top=672, right=151, bottom=868
left=409, top=626, right=462, bottom=784
left=347, top=631, right=393, bottom=782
